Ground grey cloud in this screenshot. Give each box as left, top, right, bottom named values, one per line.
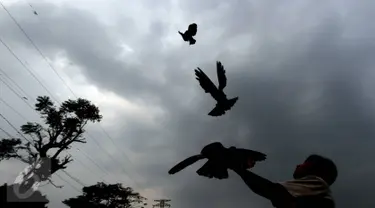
left=1, top=1, right=375, bottom=208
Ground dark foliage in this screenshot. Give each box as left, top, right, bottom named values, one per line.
left=0, top=96, right=102, bottom=191
left=63, top=182, right=147, bottom=208
left=0, top=138, right=26, bottom=161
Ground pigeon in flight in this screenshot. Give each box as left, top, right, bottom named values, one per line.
left=178, top=23, right=198, bottom=45
left=195, top=61, right=238, bottom=117
left=168, top=142, right=267, bottom=179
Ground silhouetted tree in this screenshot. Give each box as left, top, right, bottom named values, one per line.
left=0, top=96, right=102, bottom=191
left=0, top=183, right=49, bottom=208
left=62, top=182, right=147, bottom=208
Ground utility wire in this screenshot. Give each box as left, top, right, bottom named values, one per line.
left=76, top=147, right=111, bottom=178
left=0, top=37, right=61, bottom=104
left=1, top=71, right=134, bottom=186
left=86, top=131, right=140, bottom=188
left=0, top=1, right=77, bottom=98
left=0, top=91, right=111, bottom=185
left=0, top=125, right=13, bottom=138
left=0, top=96, right=36, bottom=141
left=0, top=37, right=135, bottom=186
left=0, top=76, right=35, bottom=110
left=0, top=2, right=143, bottom=192
left=0, top=97, right=30, bottom=121
left=0, top=66, right=32, bottom=99
left=0, top=5, right=141, bottom=185
left=61, top=170, right=87, bottom=187
left=0, top=113, right=31, bottom=143
left=55, top=173, right=81, bottom=193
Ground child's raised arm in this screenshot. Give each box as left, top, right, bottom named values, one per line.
left=232, top=168, right=295, bottom=207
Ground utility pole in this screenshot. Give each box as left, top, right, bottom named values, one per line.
left=153, top=199, right=171, bottom=208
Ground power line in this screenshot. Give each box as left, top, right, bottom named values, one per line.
left=0, top=113, right=31, bottom=143
left=61, top=170, right=87, bottom=187
left=55, top=173, right=81, bottom=193
left=0, top=97, right=31, bottom=121
left=73, top=149, right=110, bottom=184
left=0, top=37, right=61, bottom=104
left=0, top=2, right=144, bottom=193
left=85, top=131, right=140, bottom=188
left=0, top=9, right=140, bottom=193
left=76, top=148, right=111, bottom=178
left=0, top=61, right=132, bottom=187
left=0, top=76, right=35, bottom=110
left=99, top=125, right=141, bottom=175
left=0, top=5, right=142, bottom=186
left=0, top=66, right=32, bottom=99
left=0, top=35, right=137, bottom=187
left=0, top=97, right=37, bottom=141
left=0, top=125, right=13, bottom=138
left=0, top=38, right=121, bottom=182
left=0, top=93, right=111, bottom=184
left=0, top=1, right=77, bottom=98
left=153, top=199, right=172, bottom=208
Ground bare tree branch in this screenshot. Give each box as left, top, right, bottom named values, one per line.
left=47, top=178, right=63, bottom=189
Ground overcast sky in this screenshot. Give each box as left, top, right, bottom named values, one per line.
left=0, top=0, right=375, bottom=207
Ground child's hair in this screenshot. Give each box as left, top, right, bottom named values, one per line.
left=305, top=154, right=338, bottom=186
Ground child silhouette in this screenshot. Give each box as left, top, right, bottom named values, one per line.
left=229, top=154, right=337, bottom=208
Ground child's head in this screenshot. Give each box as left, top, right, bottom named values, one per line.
left=293, top=154, right=338, bottom=186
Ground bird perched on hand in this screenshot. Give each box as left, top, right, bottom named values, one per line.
left=168, top=142, right=267, bottom=179
left=178, top=23, right=198, bottom=45
left=195, top=61, right=238, bottom=117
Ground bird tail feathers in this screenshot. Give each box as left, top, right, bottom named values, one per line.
left=208, top=106, right=225, bottom=117
left=189, top=38, right=196, bottom=45
left=226, top=97, right=238, bottom=109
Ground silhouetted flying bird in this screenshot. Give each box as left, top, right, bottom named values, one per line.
left=178, top=23, right=197, bottom=45
left=168, top=142, right=267, bottom=179
left=195, top=61, right=238, bottom=117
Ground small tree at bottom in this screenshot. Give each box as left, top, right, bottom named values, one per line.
left=62, top=182, right=147, bottom=208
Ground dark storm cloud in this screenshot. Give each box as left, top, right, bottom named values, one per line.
left=1, top=1, right=375, bottom=208
left=111, top=4, right=375, bottom=208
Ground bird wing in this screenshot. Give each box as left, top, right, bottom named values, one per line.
left=216, top=61, right=227, bottom=91
left=195, top=68, right=221, bottom=101
left=168, top=154, right=205, bottom=174
left=196, top=160, right=229, bottom=179
left=188, top=23, right=197, bottom=36
left=225, top=147, right=267, bottom=169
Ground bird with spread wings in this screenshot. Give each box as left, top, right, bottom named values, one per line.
left=194, top=61, right=238, bottom=117
left=168, top=142, right=267, bottom=179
